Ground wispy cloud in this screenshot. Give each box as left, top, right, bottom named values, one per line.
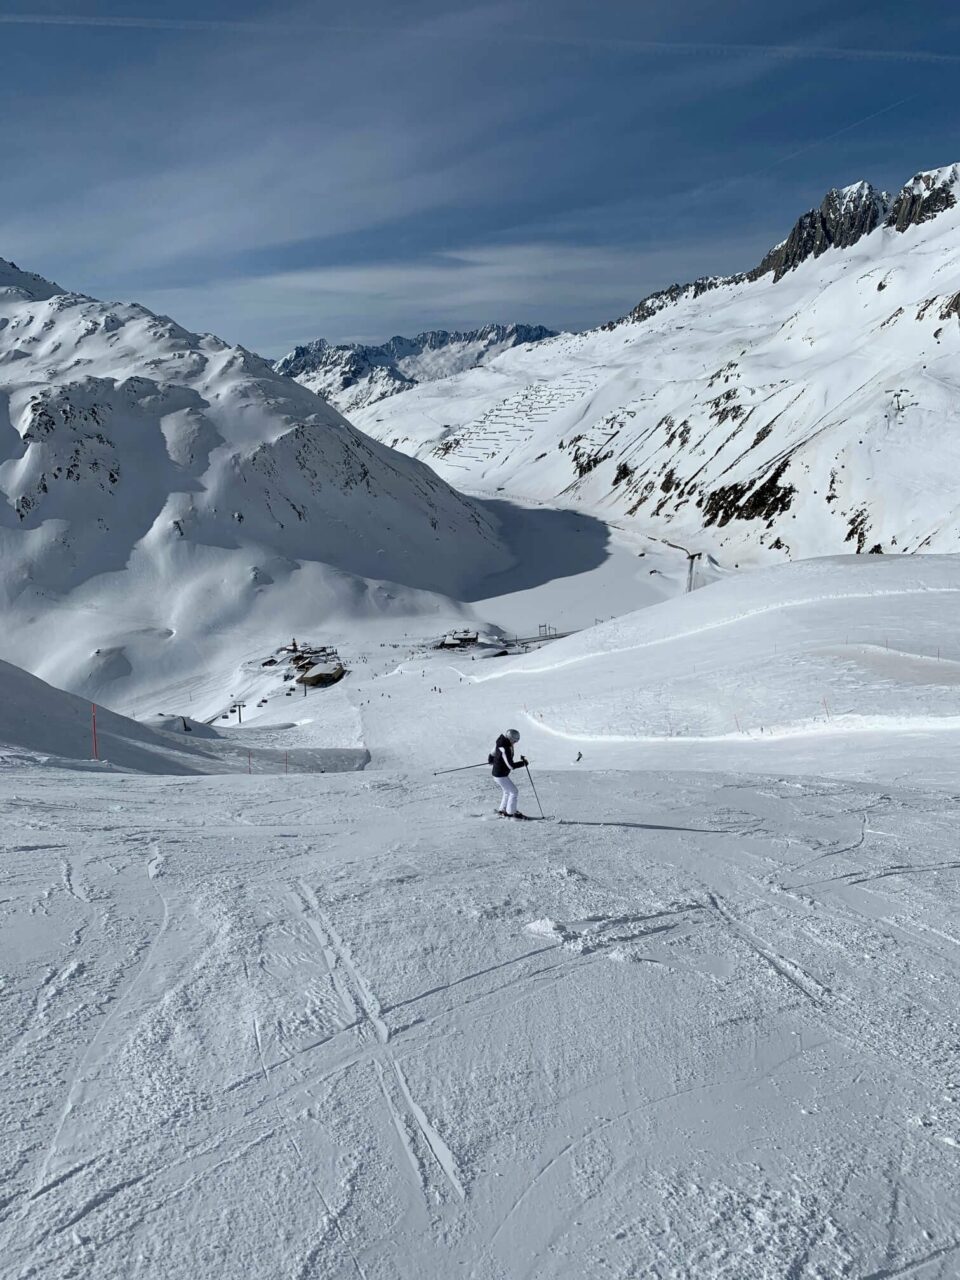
left=141, top=231, right=772, bottom=356
left=0, top=12, right=281, bottom=31
left=2, top=13, right=960, bottom=66
left=519, top=34, right=960, bottom=68
left=0, top=3, right=539, bottom=278
left=1, top=1, right=955, bottom=348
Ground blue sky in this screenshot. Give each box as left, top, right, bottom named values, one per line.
left=2, top=1, right=959, bottom=355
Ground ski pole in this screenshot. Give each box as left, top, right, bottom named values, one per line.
left=525, top=764, right=545, bottom=819
left=433, top=762, right=489, bottom=776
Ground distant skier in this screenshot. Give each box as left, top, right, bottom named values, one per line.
left=491, top=728, right=529, bottom=819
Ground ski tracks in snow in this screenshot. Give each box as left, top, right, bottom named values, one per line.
left=291, top=877, right=467, bottom=1206
left=277, top=878, right=516, bottom=1280
left=244, top=955, right=369, bottom=1280
left=705, top=889, right=830, bottom=1010
left=1, top=836, right=171, bottom=1269
left=4, top=769, right=960, bottom=1278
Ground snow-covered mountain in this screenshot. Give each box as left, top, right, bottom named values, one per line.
left=274, top=323, right=558, bottom=413
left=0, top=259, right=514, bottom=709
left=356, top=164, right=960, bottom=563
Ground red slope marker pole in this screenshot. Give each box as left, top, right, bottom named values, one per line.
left=247, top=751, right=252, bottom=775
left=91, top=704, right=99, bottom=761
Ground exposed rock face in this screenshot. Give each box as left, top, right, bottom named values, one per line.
left=886, top=165, right=960, bottom=231
left=276, top=339, right=414, bottom=406
left=616, top=278, right=730, bottom=328
left=614, top=164, right=960, bottom=331
left=379, top=324, right=556, bottom=361
left=753, top=182, right=891, bottom=281
left=275, top=324, right=558, bottom=412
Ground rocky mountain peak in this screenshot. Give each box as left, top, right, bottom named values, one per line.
left=752, top=181, right=891, bottom=282
left=272, top=337, right=333, bottom=380
left=616, top=160, right=960, bottom=332
left=885, top=163, right=960, bottom=231
left=0, top=255, right=516, bottom=703
left=616, top=277, right=729, bottom=328
left=382, top=323, right=556, bottom=359
left=275, top=323, right=558, bottom=413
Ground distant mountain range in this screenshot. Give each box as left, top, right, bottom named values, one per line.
left=274, top=323, right=557, bottom=413
left=355, top=163, right=960, bottom=563
left=3, top=159, right=959, bottom=713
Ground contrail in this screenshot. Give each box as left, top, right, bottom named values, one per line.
left=1, top=14, right=959, bottom=66
left=524, top=35, right=960, bottom=68
left=763, top=94, right=920, bottom=171
left=0, top=13, right=298, bottom=32
left=669, top=93, right=921, bottom=211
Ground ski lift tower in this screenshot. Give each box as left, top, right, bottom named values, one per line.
left=886, top=388, right=909, bottom=415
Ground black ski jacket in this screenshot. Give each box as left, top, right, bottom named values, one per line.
left=492, top=734, right=520, bottom=777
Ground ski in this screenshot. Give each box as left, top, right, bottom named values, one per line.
left=489, top=812, right=553, bottom=822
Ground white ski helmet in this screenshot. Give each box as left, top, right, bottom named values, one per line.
left=506, top=728, right=521, bottom=743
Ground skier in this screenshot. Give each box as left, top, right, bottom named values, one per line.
left=491, top=728, right=529, bottom=819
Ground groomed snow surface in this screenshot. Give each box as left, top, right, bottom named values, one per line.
left=3, top=555, right=960, bottom=1279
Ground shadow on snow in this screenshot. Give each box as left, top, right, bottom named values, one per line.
left=462, top=498, right=611, bottom=601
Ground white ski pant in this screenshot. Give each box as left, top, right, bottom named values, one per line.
left=496, top=775, right=519, bottom=815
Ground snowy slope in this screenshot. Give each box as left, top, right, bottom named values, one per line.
left=0, top=656, right=370, bottom=776
left=4, top=711, right=960, bottom=1276
left=275, top=323, right=557, bottom=414
left=0, top=656, right=207, bottom=772
left=4, top=553, right=960, bottom=1277
left=346, top=553, right=960, bottom=784
left=356, top=164, right=960, bottom=562
left=5, top=765, right=960, bottom=1280
left=0, top=259, right=517, bottom=710
left=29, top=548, right=949, bottom=789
